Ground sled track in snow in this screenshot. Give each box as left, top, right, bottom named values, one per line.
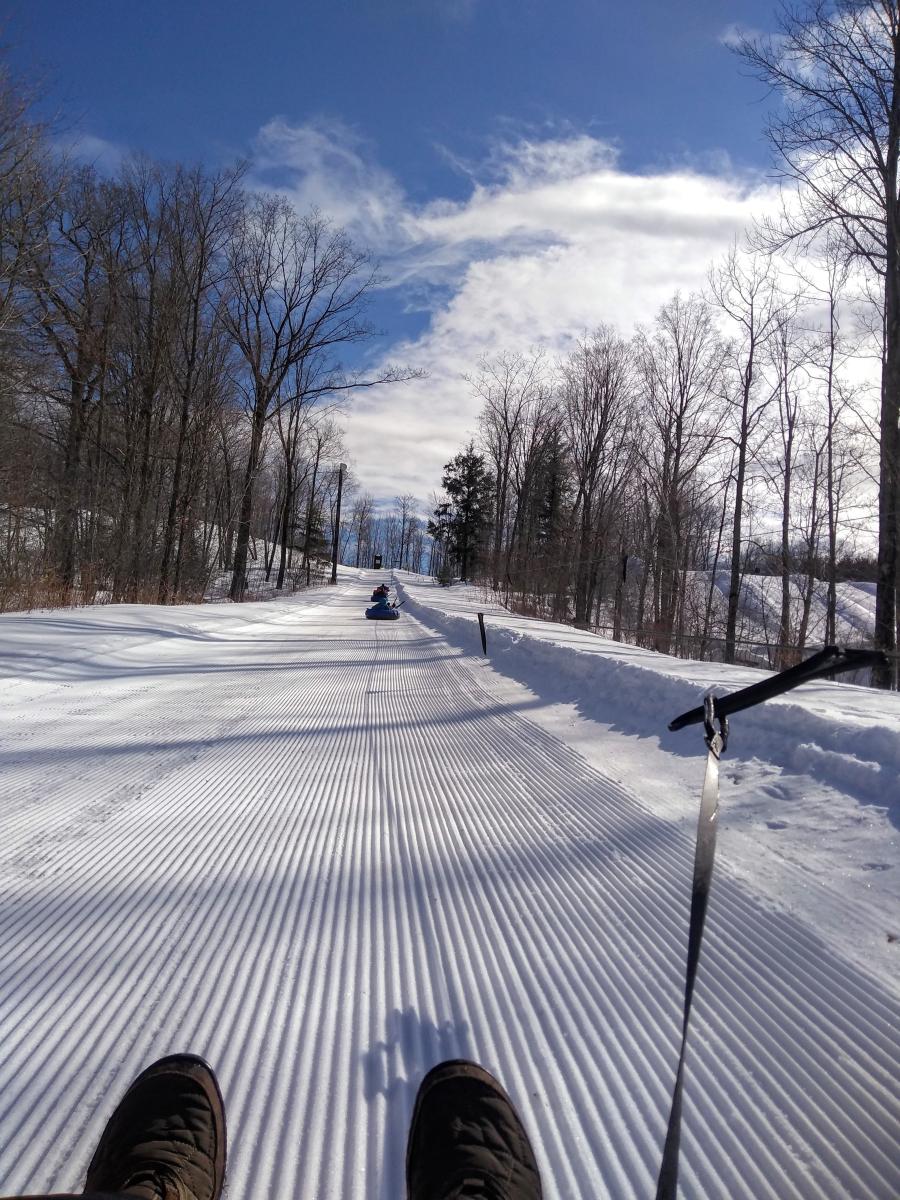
left=0, top=579, right=898, bottom=1199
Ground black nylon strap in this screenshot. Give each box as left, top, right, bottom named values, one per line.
left=655, top=697, right=726, bottom=1200
left=669, top=646, right=886, bottom=732
left=656, top=646, right=888, bottom=1197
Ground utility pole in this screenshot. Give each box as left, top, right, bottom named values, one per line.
left=330, top=462, right=347, bottom=585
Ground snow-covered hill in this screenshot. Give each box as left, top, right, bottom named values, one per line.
left=704, top=570, right=877, bottom=659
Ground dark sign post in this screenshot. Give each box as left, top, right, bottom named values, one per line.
left=373, top=554, right=383, bottom=569
left=477, top=612, right=487, bottom=656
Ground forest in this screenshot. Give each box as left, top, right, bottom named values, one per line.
left=428, top=2, right=900, bottom=685
left=428, top=284, right=874, bottom=671
left=0, top=58, right=419, bottom=612
left=3, top=0, right=900, bottom=685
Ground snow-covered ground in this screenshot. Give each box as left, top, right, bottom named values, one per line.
left=397, top=573, right=900, bottom=991
left=1, top=571, right=897, bottom=1199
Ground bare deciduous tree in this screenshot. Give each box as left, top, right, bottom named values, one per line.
left=221, top=200, right=374, bottom=599
left=560, top=327, right=634, bottom=627
left=709, top=247, right=788, bottom=661
left=636, top=295, right=725, bottom=651
left=472, top=350, right=546, bottom=589
left=158, top=162, right=244, bottom=601
left=737, top=0, right=900, bottom=684
left=26, top=167, right=126, bottom=589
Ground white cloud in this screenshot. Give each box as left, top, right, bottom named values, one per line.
left=249, top=117, right=414, bottom=252
left=719, top=23, right=759, bottom=49
left=54, top=132, right=127, bottom=174
left=249, top=120, right=780, bottom=510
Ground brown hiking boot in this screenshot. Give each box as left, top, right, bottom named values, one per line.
left=407, top=1060, right=543, bottom=1200
left=82, top=1054, right=226, bottom=1200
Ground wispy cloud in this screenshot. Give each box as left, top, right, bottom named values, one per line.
left=54, top=131, right=127, bottom=174
left=248, top=119, right=779, bottom=506
left=719, top=23, right=754, bottom=48
left=249, top=117, right=413, bottom=252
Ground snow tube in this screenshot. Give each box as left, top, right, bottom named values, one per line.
left=366, top=604, right=399, bottom=620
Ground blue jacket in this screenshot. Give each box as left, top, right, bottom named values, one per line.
left=366, top=596, right=399, bottom=620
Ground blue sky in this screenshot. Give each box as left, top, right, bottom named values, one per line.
left=7, top=0, right=784, bottom=506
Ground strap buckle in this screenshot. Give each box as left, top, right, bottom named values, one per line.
left=703, top=694, right=728, bottom=756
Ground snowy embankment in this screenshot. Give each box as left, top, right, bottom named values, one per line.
left=396, top=572, right=900, bottom=989
left=703, top=569, right=877, bottom=653
left=1, top=571, right=898, bottom=1200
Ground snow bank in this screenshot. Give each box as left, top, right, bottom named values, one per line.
left=397, top=576, right=900, bottom=808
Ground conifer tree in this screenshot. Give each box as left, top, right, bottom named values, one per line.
left=430, top=441, right=494, bottom=581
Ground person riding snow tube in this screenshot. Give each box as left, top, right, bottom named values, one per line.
left=366, top=594, right=399, bottom=620
left=371, top=583, right=390, bottom=601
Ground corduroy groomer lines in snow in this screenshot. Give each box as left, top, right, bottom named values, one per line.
left=0, top=573, right=897, bottom=1199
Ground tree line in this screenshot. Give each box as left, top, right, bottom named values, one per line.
left=346, top=492, right=432, bottom=574
left=430, top=0, right=900, bottom=686
left=429, top=262, right=875, bottom=670
left=0, top=62, right=410, bottom=610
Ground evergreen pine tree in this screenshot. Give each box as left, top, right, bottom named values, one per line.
left=431, top=442, right=494, bottom=581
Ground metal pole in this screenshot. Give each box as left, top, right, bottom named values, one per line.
left=330, top=462, right=347, bottom=585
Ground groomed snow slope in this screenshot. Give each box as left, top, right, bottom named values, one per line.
left=1, top=574, right=898, bottom=1199
left=397, top=572, right=900, bottom=991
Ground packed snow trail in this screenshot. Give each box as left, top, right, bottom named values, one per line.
left=0, top=575, right=897, bottom=1200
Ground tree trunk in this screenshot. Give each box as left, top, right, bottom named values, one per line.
left=276, top=470, right=293, bottom=589
left=302, top=444, right=321, bottom=587
left=53, top=378, right=89, bottom=590
left=158, top=384, right=193, bottom=603
left=825, top=293, right=838, bottom=647
left=725, top=419, right=750, bottom=662
left=655, top=516, right=678, bottom=653
left=126, top=385, right=156, bottom=602
left=875, top=201, right=900, bottom=685
left=702, top=482, right=729, bottom=660
left=612, top=550, right=627, bottom=641
left=230, top=402, right=267, bottom=601
left=777, top=440, right=793, bottom=668
left=173, top=440, right=202, bottom=599
left=264, top=485, right=281, bottom=580
left=573, top=494, right=593, bottom=626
